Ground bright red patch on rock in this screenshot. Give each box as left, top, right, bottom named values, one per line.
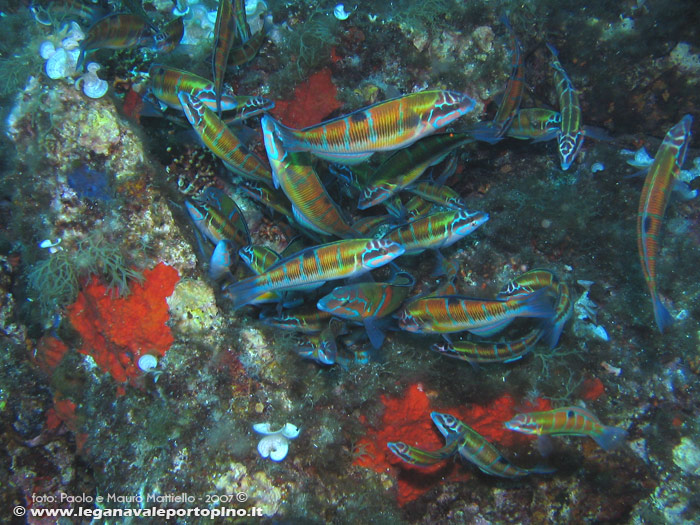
left=271, top=68, right=343, bottom=128
left=579, top=376, right=606, bottom=401
left=67, top=263, right=179, bottom=384
left=354, top=383, right=551, bottom=506
left=31, top=335, right=69, bottom=374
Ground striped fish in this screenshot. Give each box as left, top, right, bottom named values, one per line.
left=237, top=182, right=294, bottom=220
left=431, top=327, right=544, bottom=364
left=544, top=282, right=573, bottom=348
left=232, top=0, right=252, bottom=45
left=505, top=108, right=561, bottom=142
left=637, top=114, right=692, bottom=332
left=223, top=239, right=405, bottom=309
left=498, top=269, right=559, bottom=298
left=387, top=436, right=462, bottom=467
left=229, top=19, right=268, bottom=66
left=178, top=92, right=273, bottom=185
left=383, top=209, right=488, bottom=256
left=317, top=272, right=415, bottom=348
left=397, top=287, right=554, bottom=336
left=261, top=115, right=356, bottom=238
left=212, top=0, right=235, bottom=116
left=547, top=44, right=584, bottom=170
left=470, top=15, right=524, bottom=143
left=505, top=406, right=628, bottom=451
left=78, top=13, right=153, bottom=69
left=432, top=412, right=553, bottom=478
left=148, top=64, right=273, bottom=119
left=297, top=318, right=347, bottom=365
left=152, top=16, right=184, bottom=53
left=271, top=90, right=476, bottom=164
left=408, top=182, right=468, bottom=210
left=260, top=306, right=333, bottom=334
left=358, top=132, right=473, bottom=209
left=185, top=188, right=250, bottom=248
left=209, top=239, right=234, bottom=280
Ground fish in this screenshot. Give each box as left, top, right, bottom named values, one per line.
left=543, top=282, right=573, bottom=348
left=547, top=44, right=584, bottom=170
left=382, top=209, right=489, bottom=256
left=260, top=306, right=333, bottom=334
left=178, top=91, right=273, bottom=185
left=432, top=412, right=553, bottom=477
left=212, top=0, right=235, bottom=116
left=497, top=269, right=559, bottom=298
left=504, top=406, right=628, bottom=451
left=223, top=239, right=406, bottom=309
left=358, top=132, right=473, bottom=209
left=637, top=114, right=692, bottom=332
left=408, top=182, right=468, bottom=210
left=297, top=318, right=347, bottom=365
left=316, top=272, right=415, bottom=348
left=270, top=90, right=476, bottom=165
left=148, top=64, right=273, bottom=119
left=470, top=15, right=525, bottom=143
left=431, top=327, right=544, bottom=364
left=237, top=181, right=294, bottom=220
left=387, top=435, right=462, bottom=467
left=151, top=16, right=184, bottom=53
left=229, top=18, right=268, bottom=67
left=505, top=108, right=561, bottom=142
left=261, top=115, right=357, bottom=238
left=397, top=287, right=554, bottom=336
left=209, top=239, right=234, bottom=280
left=232, top=0, right=252, bottom=45
left=185, top=193, right=249, bottom=249
left=78, top=13, right=154, bottom=69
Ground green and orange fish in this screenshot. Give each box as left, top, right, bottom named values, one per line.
left=637, top=114, right=692, bottom=332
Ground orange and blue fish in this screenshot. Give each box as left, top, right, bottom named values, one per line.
left=261, top=115, right=357, bottom=238
left=470, top=15, right=525, bottom=143
left=151, top=16, right=184, bottom=53
left=297, top=318, right=347, bottom=365
left=547, top=44, right=584, bottom=170
left=260, top=306, right=333, bottom=334
left=383, top=209, right=489, bottom=256
left=148, top=64, right=273, bottom=119
left=237, top=181, right=294, bottom=220
left=185, top=188, right=250, bottom=248
left=78, top=13, right=154, bottom=69
left=397, top=287, right=554, bottom=336
left=408, top=182, right=468, bottom=210
left=505, top=406, right=628, bottom=451
left=505, top=108, right=561, bottom=141
left=229, top=18, right=268, bottom=67
left=357, top=132, right=473, bottom=209
left=431, top=327, right=544, bottom=365
left=223, top=239, right=405, bottom=309
left=637, top=114, right=692, bottom=332
left=178, top=92, right=273, bottom=185
left=432, top=412, right=553, bottom=477
left=212, top=0, right=235, bottom=116
left=270, top=90, right=476, bottom=164
left=316, top=272, right=415, bottom=348
left=388, top=428, right=463, bottom=467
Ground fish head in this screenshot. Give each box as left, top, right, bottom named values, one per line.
left=178, top=91, right=205, bottom=128
left=261, top=115, right=286, bottom=163
left=557, top=131, right=584, bottom=170
left=360, top=239, right=405, bottom=269
left=387, top=442, right=412, bottom=462
left=429, top=91, right=477, bottom=130
left=358, top=183, right=397, bottom=210
left=317, top=287, right=353, bottom=314
left=396, top=308, right=420, bottom=332
left=452, top=210, right=489, bottom=237
left=430, top=412, right=461, bottom=436
left=430, top=342, right=452, bottom=354
left=504, top=414, right=538, bottom=434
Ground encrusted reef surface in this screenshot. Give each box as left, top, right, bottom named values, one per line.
left=1, top=0, right=700, bottom=524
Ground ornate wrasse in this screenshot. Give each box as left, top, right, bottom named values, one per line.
left=178, top=92, right=273, bottom=185
left=387, top=436, right=462, bottom=467
left=505, top=406, right=627, bottom=451
left=505, top=108, right=561, bottom=141
left=547, top=44, right=584, bottom=170
left=271, top=90, right=476, bottom=164
left=431, top=327, right=544, bottom=364
left=185, top=188, right=250, bottom=248
left=397, top=287, right=554, bottom=336
left=432, top=412, right=553, bottom=477
left=637, top=115, right=692, bottom=333
left=223, top=239, right=405, bottom=309
left=78, top=14, right=153, bottom=69
left=212, top=0, right=235, bottom=116
left=261, top=115, right=356, bottom=238
left=148, top=64, right=273, bottom=118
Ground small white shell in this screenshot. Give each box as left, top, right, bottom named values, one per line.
left=281, top=423, right=301, bottom=439
left=45, top=47, right=68, bottom=79
left=138, top=354, right=158, bottom=372
left=78, top=63, right=108, bottom=99
left=591, top=162, right=605, bottom=173
left=39, top=41, right=56, bottom=60
left=257, top=434, right=289, bottom=461
left=334, top=4, right=351, bottom=20
left=252, top=422, right=277, bottom=435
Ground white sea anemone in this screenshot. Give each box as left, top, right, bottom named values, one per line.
left=334, top=4, right=351, bottom=20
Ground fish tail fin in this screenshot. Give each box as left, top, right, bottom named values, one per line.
left=540, top=319, right=564, bottom=349
left=223, top=276, right=263, bottom=310
left=652, top=295, right=674, bottom=333
left=269, top=116, right=303, bottom=150
left=519, top=287, right=556, bottom=319
left=593, top=426, right=628, bottom=451
left=465, top=122, right=504, bottom=144
left=530, top=463, right=556, bottom=475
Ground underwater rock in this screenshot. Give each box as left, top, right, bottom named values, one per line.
left=67, top=164, right=112, bottom=200
left=673, top=437, right=700, bottom=476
